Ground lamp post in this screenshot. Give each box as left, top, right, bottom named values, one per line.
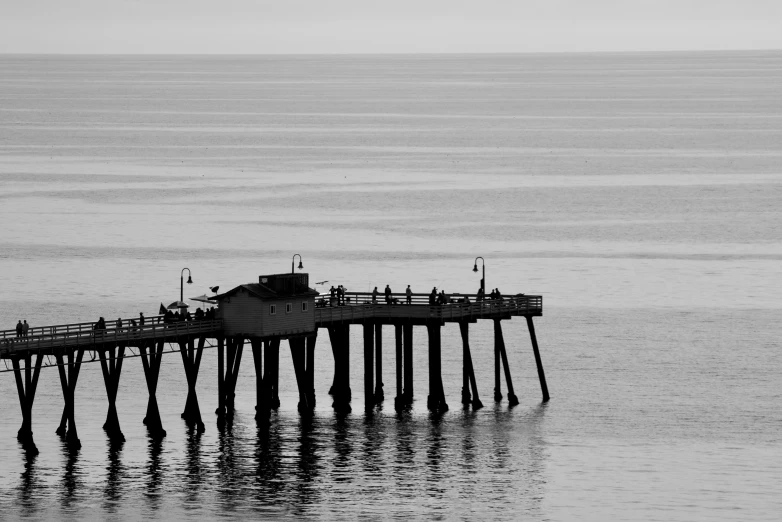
left=181, top=268, right=193, bottom=303
left=472, top=257, right=485, bottom=294
left=291, top=254, right=303, bottom=274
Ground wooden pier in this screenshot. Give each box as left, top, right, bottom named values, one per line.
left=1, top=287, right=548, bottom=455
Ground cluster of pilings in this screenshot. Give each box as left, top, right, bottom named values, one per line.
left=8, top=315, right=548, bottom=455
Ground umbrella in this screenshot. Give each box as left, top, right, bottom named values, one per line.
left=167, top=301, right=189, bottom=309
left=189, top=294, right=216, bottom=304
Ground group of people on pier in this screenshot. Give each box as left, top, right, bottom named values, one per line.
left=317, top=284, right=510, bottom=308
left=476, top=287, right=503, bottom=301
left=14, top=320, right=30, bottom=337
left=328, top=285, right=349, bottom=306
left=163, top=307, right=216, bottom=324
left=371, top=285, right=412, bottom=305
left=90, top=307, right=217, bottom=334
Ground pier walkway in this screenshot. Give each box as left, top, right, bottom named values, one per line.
left=1, top=291, right=547, bottom=455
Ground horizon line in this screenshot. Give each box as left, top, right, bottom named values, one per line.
left=2, top=48, right=782, bottom=57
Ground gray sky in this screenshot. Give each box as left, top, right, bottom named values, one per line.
left=1, top=0, right=781, bottom=53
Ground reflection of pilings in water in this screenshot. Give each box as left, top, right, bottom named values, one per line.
left=59, top=441, right=81, bottom=507
left=184, top=425, right=203, bottom=505
left=254, top=419, right=284, bottom=504
left=17, top=452, right=40, bottom=515
left=217, top=422, right=241, bottom=514
left=392, top=409, right=415, bottom=494
left=145, top=436, right=163, bottom=508
left=103, top=439, right=124, bottom=509
left=331, top=415, right=352, bottom=479
left=291, top=416, right=320, bottom=512
left=362, top=414, right=386, bottom=479
left=425, top=415, right=446, bottom=496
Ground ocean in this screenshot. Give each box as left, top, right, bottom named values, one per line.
left=0, top=52, right=780, bottom=520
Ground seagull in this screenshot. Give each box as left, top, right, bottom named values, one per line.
left=315, top=280, right=328, bottom=285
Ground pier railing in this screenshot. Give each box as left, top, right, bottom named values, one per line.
left=1, top=317, right=223, bottom=357
left=315, top=292, right=541, bottom=324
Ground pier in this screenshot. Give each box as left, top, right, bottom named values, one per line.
left=1, top=273, right=548, bottom=455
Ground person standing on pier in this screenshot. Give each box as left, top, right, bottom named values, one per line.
left=116, top=318, right=122, bottom=330
left=372, top=286, right=379, bottom=303
left=22, top=320, right=29, bottom=337
left=385, top=284, right=392, bottom=304
left=477, top=287, right=485, bottom=301
left=406, top=285, right=412, bottom=304
left=337, top=285, right=344, bottom=306
left=16, top=320, right=23, bottom=337
left=139, top=312, right=145, bottom=326
left=330, top=285, right=337, bottom=306
left=429, top=287, right=437, bottom=305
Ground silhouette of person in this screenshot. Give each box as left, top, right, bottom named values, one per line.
left=116, top=318, right=122, bottom=329
left=429, top=287, right=437, bottom=305
left=406, top=285, right=412, bottom=304
left=384, top=285, right=392, bottom=304
left=139, top=312, right=145, bottom=326
left=16, top=320, right=23, bottom=338
left=22, top=320, right=29, bottom=337
left=372, top=286, right=379, bottom=303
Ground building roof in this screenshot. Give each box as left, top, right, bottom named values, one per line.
left=213, top=282, right=319, bottom=302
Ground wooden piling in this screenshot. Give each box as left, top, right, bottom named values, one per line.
left=216, top=337, right=225, bottom=422
left=493, top=320, right=503, bottom=402
left=526, top=316, right=550, bottom=402
left=374, top=323, right=384, bottom=403
left=394, top=324, right=403, bottom=409
left=55, top=348, right=84, bottom=449
left=98, top=346, right=126, bottom=441
left=306, top=335, right=316, bottom=407
left=329, top=325, right=351, bottom=412
left=459, top=322, right=483, bottom=409
left=426, top=322, right=448, bottom=412
left=268, top=337, right=281, bottom=409
left=363, top=323, right=374, bottom=411
left=403, top=323, right=413, bottom=405
left=251, top=339, right=269, bottom=424
left=224, top=337, right=244, bottom=414
left=12, top=352, right=43, bottom=453
left=289, top=337, right=311, bottom=413
left=179, top=337, right=205, bottom=431
left=140, top=341, right=166, bottom=438
left=495, top=320, right=519, bottom=406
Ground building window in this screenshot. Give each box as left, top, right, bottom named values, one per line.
left=301, top=301, right=308, bottom=312
left=286, top=303, right=292, bottom=313
left=269, top=305, right=276, bottom=315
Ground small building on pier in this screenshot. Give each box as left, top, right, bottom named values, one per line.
left=213, top=273, right=319, bottom=339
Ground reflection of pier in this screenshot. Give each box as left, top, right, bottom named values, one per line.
left=1, top=276, right=549, bottom=455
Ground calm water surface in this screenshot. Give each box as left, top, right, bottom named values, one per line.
left=0, top=52, right=781, bottom=520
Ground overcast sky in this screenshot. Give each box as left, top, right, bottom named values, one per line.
left=1, top=0, right=780, bottom=54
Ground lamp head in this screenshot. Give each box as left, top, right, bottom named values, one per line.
left=473, top=264, right=478, bottom=273
left=210, top=286, right=219, bottom=294
left=187, top=275, right=193, bottom=284
left=298, top=261, right=303, bottom=270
